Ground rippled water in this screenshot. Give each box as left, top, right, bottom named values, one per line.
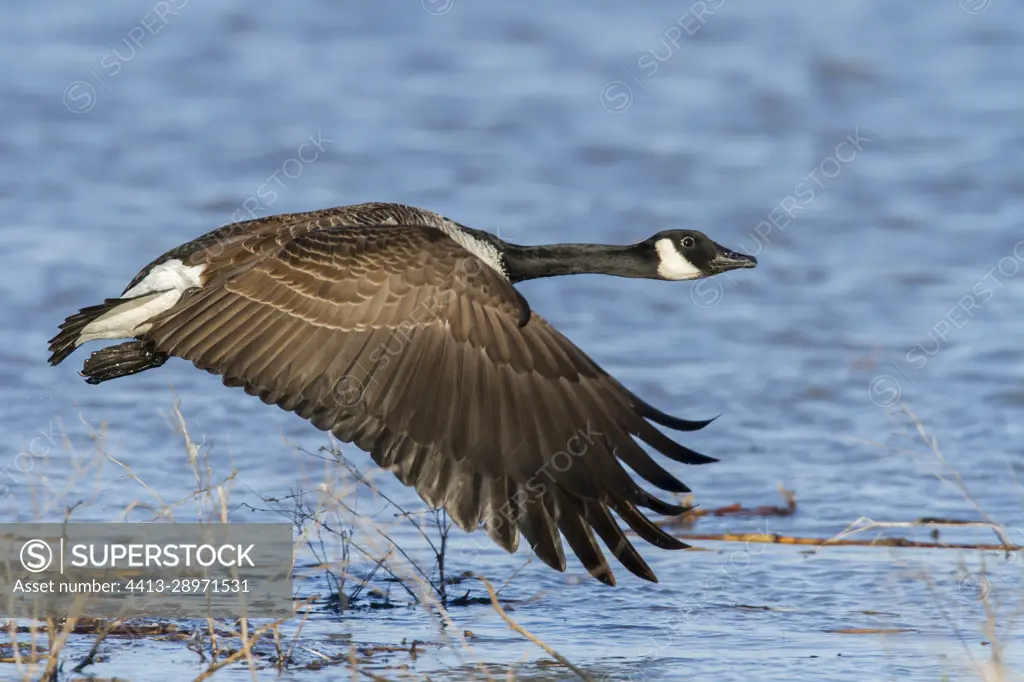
left=2, top=1, right=1024, bottom=680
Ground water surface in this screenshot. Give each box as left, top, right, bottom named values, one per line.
left=1, top=1, right=1023, bottom=680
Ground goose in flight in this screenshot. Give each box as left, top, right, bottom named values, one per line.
left=49, top=202, right=756, bottom=585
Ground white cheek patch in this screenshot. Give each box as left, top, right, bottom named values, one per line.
left=655, top=238, right=703, bottom=281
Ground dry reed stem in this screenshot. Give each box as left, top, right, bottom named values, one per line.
left=41, top=616, right=78, bottom=681
left=859, top=405, right=1012, bottom=547
left=420, top=582, right=496, bottom=682
left=476, top=575, right=593, bottom=682
left=5, top=620, right=23, bottom=674
left=190, top=615, right=293, bottom=682
left=830, top=517, right=1016, bottom=551
left=71, top=618, right=122, bottom=673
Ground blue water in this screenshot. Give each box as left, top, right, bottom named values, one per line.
left=2, top=1, right=1023, bottom=680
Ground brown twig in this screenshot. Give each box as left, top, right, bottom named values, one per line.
left=677, top=532, right=1023, bottom=551
left=665, top=485, right=797, bottom=528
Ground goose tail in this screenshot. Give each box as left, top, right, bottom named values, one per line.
left=48, top=298, right=134, bottom=366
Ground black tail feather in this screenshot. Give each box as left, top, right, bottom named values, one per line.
left=80, top=341, right=168, bottom=385
left=47, top=298, right=133, bottom=366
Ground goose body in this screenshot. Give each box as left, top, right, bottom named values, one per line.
left=49, top=202, right=756, bottom=585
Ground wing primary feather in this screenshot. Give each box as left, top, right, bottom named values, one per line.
left=554, top=387, right=676, bottom=511
left=571, top=381, right=693, bottom=491
left=518, top=493, right=566, bottom=573
left=633, top=420, right=718, bottom=465
left=635, top=490, right=690, bottom=516
left=416, top=449, right=454, bottom=508
left=483, top=478, right=520, bottom=553
left=634, top=397, right=719, bottom=432
left=610, top=438, right=692, bottom=493
left=608, top=499, right=691, bottom=551
left=445, top=468, right=484, bottom=533
left=584, top=500, right=656, bottom=582
left=553, top=488, right=614, bottom=586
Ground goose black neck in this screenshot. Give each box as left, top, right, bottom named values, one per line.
left=500, top=242, right=655, bottom=283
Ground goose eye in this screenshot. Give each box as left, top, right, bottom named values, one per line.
left=681, top=236, right=695, bottom=249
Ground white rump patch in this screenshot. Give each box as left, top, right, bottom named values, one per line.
left=78, top=259, right=206, bottom=345
left=123, top=259, right=205, bottom=298
left=78, top=291, right=178, bottom=344
left=655, top=238, right=703, bottom=281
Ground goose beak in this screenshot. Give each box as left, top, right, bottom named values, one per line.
left=709, top=244, right=757, bottom=274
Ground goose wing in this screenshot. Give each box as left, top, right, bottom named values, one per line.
left=144, top=224, right=716, bottom=585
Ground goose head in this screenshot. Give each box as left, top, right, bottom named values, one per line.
left=648, top=230, right=757, bottom=281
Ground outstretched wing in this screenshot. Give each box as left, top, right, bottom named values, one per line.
left=144, top=224, right=716, bottom=585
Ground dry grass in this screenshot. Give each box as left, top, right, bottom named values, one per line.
left=832, top=405, right=1020, bottom=681
left=0, top=399, right=587, bottom=681
left=3, top=397, right=1021, bottom=681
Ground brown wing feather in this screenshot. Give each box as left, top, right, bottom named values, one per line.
left=143, top=224, right=710, bottom=583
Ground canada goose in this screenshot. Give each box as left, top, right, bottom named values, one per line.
left=49, top=202, right=756, bottom=585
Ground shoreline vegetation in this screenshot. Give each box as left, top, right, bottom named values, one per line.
left=0, top=401, right=1018, bottom=681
